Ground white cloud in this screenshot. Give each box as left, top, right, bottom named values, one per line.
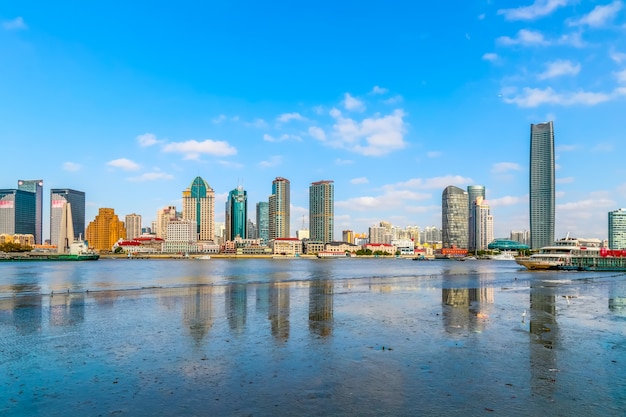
left=127, top=172, right=174, bottom=182
left=615, top=69, right=626, bottom=84
left=556, top=176, right=575, bottom=183
left=497, top=29, right=549, bottom=46
left=383, top=95, right=403, bottom=105
left=259, top=155, right=282, bottom=168
left=137, top=133, right=160, bottom=147
left=556, top=144, right=580, bottom=151
left=538, top=60, right=581, bottom=80
left=107, top=158, right=140, bottom=171
left=392, top=175, right=474, bottom=190
left=491, top=162, right=522, bottom=173
left=162, top=139, right=237, bottom=160
left=350, top=177, right=369, bottom=184
left=427, top=151, right=442, bottom=158
left=482, top=52, right=499, bottom=62
left=610, top=48, right=626, bottom=63
left=212, top=114, right=227, bottom=124
left=328, top=108, right=407, bottom=156
left=334, top=159, right=353, bottom=165
left=371, top=86, right=389, bottom=95
left=2, top=16, right=27, bottom=30
left=63, top=162, right=82, bottom=172
left=502, top=86, right=618, bottom=107
left=343, top=93, right=365, bottom=111
left=263, top=133, right=302, bottom=142
left=308, top=126, right=326, bottom=141
left=569, top=1, right=623, bottom=28
left=593, top=142, right=614, bottom=152
left=489, top=195, right=527, bottom=207
left=276, top=112, right=307, bottom=123
left=217, top=160, right=244, bottom=169
left=244, top=118, right=268, bottom=129
left=498, top=0, right=569, bottom=21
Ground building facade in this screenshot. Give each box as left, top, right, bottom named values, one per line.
left=473, top=196, right=494, bottom=251
left=85, top=208, right=126, bottom=252
left=163, top=219, right=198, bottom=253
left=50, top=189, right=85, bottom=248
left=530, top=121, right=555, bottom=249
left=125, top=213, right=142, bottom=240
left=467, top=185, right=486, bottom=252
left=0, top=189, right=36, bottom=236
left=256, top=201, right=269, bottom=244
left=225, top=186, right=247, bottom=241
left=609, top=208, right=626, bottom=249
left=17, top=179, right=43, bottom=244
left=442, top=185, right=469, bottom=249
left=309, top=180, right=334, bottom=243
left=269, top=177, right=290, bottom=239
left=156, top=206, right=177, bottom=239
left=182, top=176, right=215, bottom=242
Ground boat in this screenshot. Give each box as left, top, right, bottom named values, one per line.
left=0, top=239, right=99, bottom=262
left=489, top=251, right=516, bottom=261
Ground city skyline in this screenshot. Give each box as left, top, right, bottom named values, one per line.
left=2, top=2, right=626, bottom=241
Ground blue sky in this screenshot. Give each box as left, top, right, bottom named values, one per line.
left=1, top=1, right=625, bottom=241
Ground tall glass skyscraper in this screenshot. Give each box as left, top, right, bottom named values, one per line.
left=0, top=189, right=36, bottom=236
left=256, top=201, right=269, bottom=244
left=467, top=185, right=486, bottom=251
left=269, top=177, right=290, bottom=239
left=609, top=208, right=626, bottom=249
left=309, top=180, right=334, bottom=243
left=442, top=185, right=468, bottom=249
left=530, top=121, right=555, bottom=249
left=225, top=186, right=247, bottom=240
left=50, top=188, right=85, bottom=247
left=182, top=176, right=215, bottom=241
left=18, top=179, right=43, bottom=244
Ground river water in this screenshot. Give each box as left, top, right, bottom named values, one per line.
left=1, top=258, right=625, bottom=416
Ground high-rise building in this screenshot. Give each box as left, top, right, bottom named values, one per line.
left=256, top=201, right=269, bottom=244
left=309, top=180, right=334, bottom=243
left=85, top=208, right=126, bottom=252
left=442, top=185, right=469, bottom=249
left=530, top=121, right=555, bottom=249
left=609, top=208, right=626, bottom=249
left=182, top=176, right=215, bottom=242
left=17, top=180, right=43, bottom=244
left=467, top=185, right=486, bottom=252
left=342, top=230, right=354, bottom=244
left=269, top=177, right=290, bottom=239
left=0, top=189, right=36, bottom=236
left=125, top=213, right=142, bottom=240
left=50, top=189, right=85, bottom=248
left=225, top=186, right=247, bottom=241
left=473, top=196, right=494, bottom=251
left=247, top=219, right=258, bottom=239
left=156, top=206, right=177, bottom=239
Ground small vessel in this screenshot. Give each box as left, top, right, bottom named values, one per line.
left=489, top=251, right=516, bottom=261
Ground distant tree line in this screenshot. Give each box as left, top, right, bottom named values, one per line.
left=0, top=242, right=33, bottom=252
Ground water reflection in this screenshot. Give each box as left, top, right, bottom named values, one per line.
left=441, top=288, right=494, bottom=333
left=49, top=292, right=85, bottom=327
left=309, top=280, right=334, bottom=337
left=225, top=284, right=247, bottom=334
left=269, top=282, right=290, bottom=341
left=529, top=283, right=559, bottom=396
left=183, top=287, right=214, bottom=346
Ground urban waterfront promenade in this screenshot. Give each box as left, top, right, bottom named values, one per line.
left=1, top=258, right=625, bottom=416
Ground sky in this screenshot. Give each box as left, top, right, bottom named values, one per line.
left=1, top=1, right=626, bottom=242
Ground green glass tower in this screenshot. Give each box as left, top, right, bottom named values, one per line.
left=225, top=186, right=247, bottom=240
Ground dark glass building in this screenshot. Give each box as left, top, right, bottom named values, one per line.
left=17, top=180, right=43, bottom=244
left=0, top=189, right=36, bottom=236
left=50, top=188, right=85, bottom=247
left=256, top=201, right=269, bottom=244
left=442, top=186, right=469, bottom=249
left=530, top=122, right=555, bottom=249
left=225, top=186, right=247, bottom=240
left=467, top=185, right=486, bottom=252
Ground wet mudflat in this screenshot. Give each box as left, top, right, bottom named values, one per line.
left=1, top=258, right=625, bottom=416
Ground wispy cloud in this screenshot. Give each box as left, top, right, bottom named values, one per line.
left=63, top=162, right=82, bottom=172
left=482, top=52, right=499, bottom=62
left=615, top=69, right=626, bottom=84
left=569, top=1, right=623, bottom=28
left=427, top=151, right=442, bottom=158
left=2, top=16, right=27, bottom=30
left=610, top=48, right=626, bottom=63
left=259, top=155, right=282, bottom=168
left=538, top=60, right=581, bottom=80
left=491, top=162, right=522, bottom=173
left=308, top=126, right=326, bottom=141
left=107, top=158, right=140, bottom=171
left=370, top=86, right=388, bottom=95
left=263, top=133, right=301, bottom=142
left=489, top=195, right=527, bottom=207
left=557, top=176, right=575, bottom=184
left=389, top=175, right=474, bottom=190
left=556, top=144, right=580, bottom=152
left=498, top=0, right=569, bottom=21
left=128, top=171, right=174, bottom=182
left=343, top=93, right=365, bottom=111
left=162, top=139, right=237, bottom=160
left=137, top=133, right=160, bottom=147
left=593, top=142, right=614, bottom=152
left=276, top=112, right=307, bottom=123
left=334, top=159, right=354, bottom=165
left=244, top=118, right=268, bottom=129
left=497, top=29, right=549, bottom=46
left=350, top=177, right=369, bottom=184
left=502, top=86, right=623, bottom=107
left=212, top=114, right=227, bottom=124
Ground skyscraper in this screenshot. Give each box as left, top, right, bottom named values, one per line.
left=0, top=189, right=36, bottom=236
left=85, top=208, right=126, bottom=252
left=156, top=206, right=177, bottom=239
left=125, top=213, right=142, bottom=240
left=50, top=188, right=85, bottom=248
left=442, top=185, right=469, bottom=249
left=467, top=185, right=485, bottom=252
left=269, top=177, right=290, bottom=239
left=225, top=186, right=247, bottom=240
left=309, top=180, right=334, bottom=243
left=609, top=208, right=626, bottom=249
left=18, top=180, right=43, bottom=244
left=473, top=196, right=494, bottom=251
left=529, top=121, right=555, bottom=249
left=182, top=176, right=215, bottom=242
left=256, top=201, right=269, bottom=244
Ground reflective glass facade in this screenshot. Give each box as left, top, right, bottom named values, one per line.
left=309, top=180, right=334, bottom=243
left=609, top=208, right=626, bottom=249
left=18, top=180, right=43, bottom=244
left=467, top=185, right=486, bottom=251
left=256, top=202, right=269, bottom=244
left=0, top=189, right=36, bottom=236
left=442, top=186, right=468, bottom=249
left=50, top=188, right=85, bottom=247
left=529, top=122, right=555, bottom=249
left=225, top=186, right=247, bottom=240
left=182, top=177, right=215, bottom=241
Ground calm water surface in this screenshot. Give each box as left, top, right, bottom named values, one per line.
left=1, top=258, right=625, bottom=416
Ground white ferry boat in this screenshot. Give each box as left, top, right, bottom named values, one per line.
left=489, top=251, right=516, bottom=261
left=515, top=237, right=602, bottom=270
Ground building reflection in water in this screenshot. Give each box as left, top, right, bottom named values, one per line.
left=528, top=284, right=558, bottom=396
left=269, top=282, right=290, bottom=342
left=1, top=295, right=43, bottom=335
left=441, top=287, right=494, bottom=333
left=309, top=280, right=334, bottom=337
left=225, top=284, right=247, bottom=335
left=49, top=292, right=85, bottom=327
left=183, top=287, right=214, bottom=346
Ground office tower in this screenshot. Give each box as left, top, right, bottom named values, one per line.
left=225, top=186, right=247, bottom=241
left=247, top=219, right=258, bottom=239
left=473, top=196, right=494, bottom=251
left=0, top=189, right=36, bottom=236
left=85, top=208, right=126, bottom=252
left=269, top=177, right=290, bottom=239
left=467, top=185, right=485, bottom=252
left=17, top=180, right=43, bottom=244
left=309, top=180, right=334, bottom=243
left=156, top=206, right=177, bottom=239
left=530, top=121, right=555, bottom=249
left=50, top=189, right=85, bottom=248
left=256, top=201, right=269, bottom=243
left=442, top=185, right=469, bottom=249
left=609, top=208, right=626, bottom=249
left=182, top=176, right=215, bottom=242
left=125, top=213, right=142, bottom=240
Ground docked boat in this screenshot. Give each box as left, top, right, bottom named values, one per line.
left=489, top=251, right=516, bottom=261
left=0, top=239, right=99, bottom=262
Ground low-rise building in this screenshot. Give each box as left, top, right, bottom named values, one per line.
left=324, top=241, right=360, bottom=253
left=363, top=243, right=396, bottom=255
left=272, top=238, right=302, bottom=256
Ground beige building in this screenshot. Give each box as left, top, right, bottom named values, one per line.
left=86, top=208, right=126, bottom=252
left=125, top=213, right=142, bottom=240
left=272, top=238, right=302, bottom=256
left=182, top=176, right=215, bottom=242
left=156, top=206, right=177, bottom=239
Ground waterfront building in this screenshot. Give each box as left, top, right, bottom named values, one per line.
left=125, top=213, right=142, bottom=240
left=163, top=219, right=198, bottom=253
left=182, top=176, right=215, bottom=242
left=272, top=237, right=302, bottom=256
left=309, top=180, right=334, bottom=243
left=368, top=225, right=386, bottom=244
left=269, top=177, right=290, bottom=239
left=256, top=202, right=269, bottom=244
left=17, top=180, right=43, bottom=244
left=609, top=208, right=626, bottom=249
left=0, top=189, right=36, bottom=237
left=225, top=186, right=247, bottom=241
left=50, top=188, right=85, bottom=248
left=472, top=196, right=494, bottom=251
left=342, top=230, right=354, bottom=244
left=442, top=186, right=469, bottom=249
left=156, top=206, right=177, bottom=240
left=296, top=229, right=310, bottom=240
left=391, top=239, right=415, bottom=255
left=85, top=208, right=126, bottom=252
left=422, top=226, right=442, bottom=244
left=530, top=121, right=555, bottom=249
left=467, top=185, right=486, bottom=252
